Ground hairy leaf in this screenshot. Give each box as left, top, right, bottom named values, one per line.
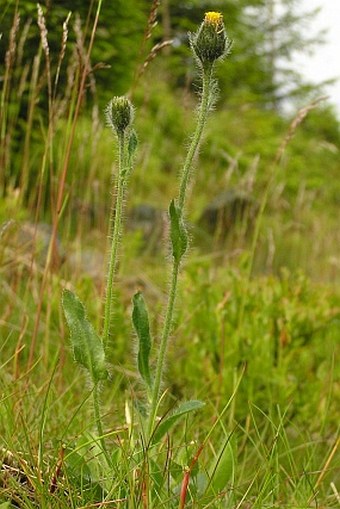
left=169, top=200, right=188, bottom=264
left=132, top=291, right=152, bottom=388
left=128, top=129, right=138, bottom=160
left=152, top=400, right=205, bottom=444
left=62, top=289, right=108, bottom=383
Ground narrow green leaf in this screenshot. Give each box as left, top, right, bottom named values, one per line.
left=152, top=400, right=205, bottom=444
left=64, top=447, right=105, bottom=498
left=76, top=431, right=110, bottom=478
left=206, top=435, right=235, bottom=496
left=132, top=291, right=152, bottom=388
left=64, top=448, right=93, bottom=484
left=62, top=289, right=108, bottom=383
left=128, top=129, right=138, bottom=160
left=149, top=459, right=164, bottom=498
left=169, top=200, right=188, bottom=263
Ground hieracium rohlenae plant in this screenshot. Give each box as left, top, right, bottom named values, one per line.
left=62, top=12, right=234, bottom=504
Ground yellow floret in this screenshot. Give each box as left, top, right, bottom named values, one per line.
left=204, top=11, right=223, bottom=26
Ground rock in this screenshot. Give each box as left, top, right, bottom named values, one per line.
left=2, top=221, right=65, bottom=268
left=198, top=189, right=258, bottom=240
left=67, top=247, right=105, bottom=284
left=127, top=204, right=167, bottom=253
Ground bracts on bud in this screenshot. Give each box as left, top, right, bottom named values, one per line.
left=190, top=12, right=231, bottom=70
left=106, top=96, right=134, bottom=135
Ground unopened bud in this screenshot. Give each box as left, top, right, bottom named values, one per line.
left=106, top=96, right=134, bottom=135
left=190, top=12, right=231, bottom=68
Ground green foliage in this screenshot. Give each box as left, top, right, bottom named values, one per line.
left=0, top=264, right=338, bottom=507
left=64, top=431, right=112, bottom=497
left=62, top=289, right=108, bottom=383
left=127, top=128, right=138, bottom=164
left=206, top=435, right=236, bottom=497
left=169, top=200, right=188, bottom=263
left=0, top=2, right=339, bottom=508
left=0, top=0, right=148, bottom=98
left=152, top=400, right=205, bottom=444
left=172, top=266, right=339, bottom=428
left=132, top=291, right=152, bottom=389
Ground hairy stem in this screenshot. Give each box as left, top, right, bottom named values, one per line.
left=178, top=66, right=213, bottom=211
left=148, top=65, right=214, bottom=439
left=93, top=382, right=110, bottom=462
left=148, top=262, right=179, bottom=437
left=102, top=132, right=126, bottom=346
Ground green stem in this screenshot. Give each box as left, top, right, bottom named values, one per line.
left=148, top=66, right=214, bottom=439
left=102, top=132, right=126, bottom=346
left=93, top=382, right=110, bottom=462
left=178, top=65, right=213, bottom=211
left=148, top=262, right=179, bottom=437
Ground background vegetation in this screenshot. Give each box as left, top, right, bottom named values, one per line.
left=0, top=0, right=339, bottom=507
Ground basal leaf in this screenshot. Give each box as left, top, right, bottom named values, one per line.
left=206, top=434, right=235, bottom=496
left=64, top=448, right=93, bottom=485
left=62, top=289, right=108, bottom=383
left=169, top=200, right=188, bottom=264
left=64, top=446, right=105, bottom=499
left=152, top=400, right=205, bottom=444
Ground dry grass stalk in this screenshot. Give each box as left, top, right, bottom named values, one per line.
left=4, top=12, right=20, bottom=71
left=140, top=39, right=173, bottom=73
left=74, top=14, right=86, bottom=70
left=131, top=0, right=165, bottom=94
left=20, top=53, right=42, bottom=199
left=145, top=0, right=161, bottom=41
left=28, top=0, right=104, bottom=370
left=274, top=95, right=328, bottom=166
left=54, top=11, right=72, bottom=94
left=0, top=12, right=20, bottom=187
left=17, top=18, right=31, bottom=68
left=37, top=4, right=52, bottom=105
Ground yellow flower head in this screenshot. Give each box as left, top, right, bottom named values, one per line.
left=204, top=11, right=223, bottom=27
left=190, top=11, right=230, bottom=68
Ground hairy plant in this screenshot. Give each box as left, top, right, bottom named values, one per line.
left=61, top=12, right=235, bottom=507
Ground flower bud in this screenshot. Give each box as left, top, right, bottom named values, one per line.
left=106, top=96, right=134, bottom=135
left=190, top=12, right=230, bottom=68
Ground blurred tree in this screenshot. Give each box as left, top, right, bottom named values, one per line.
left=0, top=0, right=326, bottom=109
left=0, top=0, right=148, bottom=102
left=156, top=0, right=324, bottom=109
left=250, top=0, right=324, bottom=108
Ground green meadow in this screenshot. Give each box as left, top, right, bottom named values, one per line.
left=0, top=1, right=339, bottom=507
